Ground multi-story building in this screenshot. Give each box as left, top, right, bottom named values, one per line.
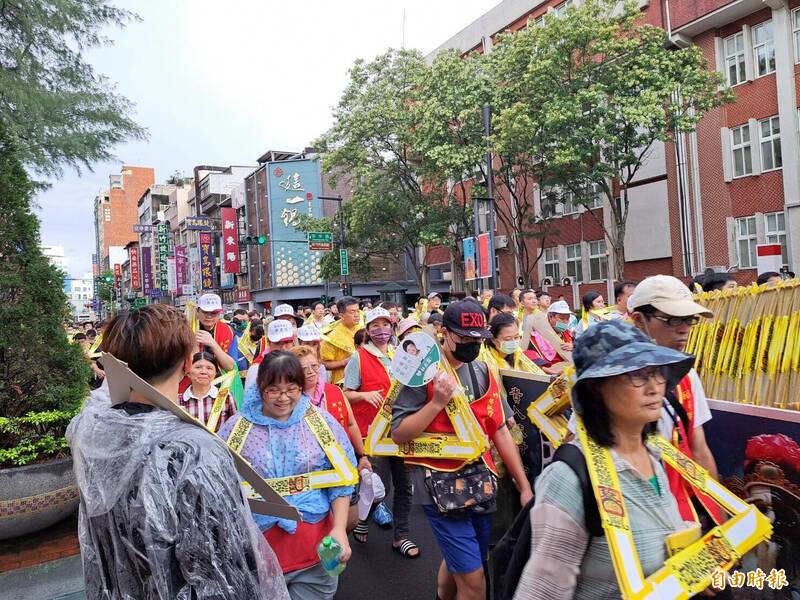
left=93, top=166, right=155, bottom=273
left=63, top=273, right=95, bottom=322
left=136, top=184, right=176, bottom=304
left=41, top=245, right=67, bottom=271
left=430, top=0, right=799, bottom=304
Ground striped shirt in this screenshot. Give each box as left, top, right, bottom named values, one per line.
left=179, top=385, right=236, bottom=432
left=514, top=441, right=689, bottom=600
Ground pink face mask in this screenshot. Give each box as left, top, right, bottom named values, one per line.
left=369, top=327, right=393, bottom=344
left=389, top=315, right=398, bottom=324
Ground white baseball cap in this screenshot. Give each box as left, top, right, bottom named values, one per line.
left=365, top=307, right=391, bottom=325
left=547, top=300, right=573, bottom=315
left=627, top=275, right=713, bottom=318
left=297, top=325, right=321, bottom=342
left=274, top=303, right=304, bottom=326
left=197, top=293, right=223, bottom=314
left=267, top=319, right=295, bottom=343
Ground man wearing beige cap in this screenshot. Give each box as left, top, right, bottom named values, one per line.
left=628, top=275, right=723, bottom=525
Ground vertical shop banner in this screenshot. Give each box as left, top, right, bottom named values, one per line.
left=219, top=235, right=235, bottom=289
left=175, top=245, right=186, bottom=289
left=113, top=264, right=121, bottom=284
left=477, top=233, right=494, bottom=280
left=188, top=246, right=200, bottom=295
left=199, top=232, right=214, bottom=291
left=141, top=246, right=152, bottom=295
left=220, top=207, right=239, bottom=274
left=267, top=159, right=324, bottom=286
left=157, top=222, right=170, bottom=291
left=129, top=246, right=140, bottom=290
left=167, top=257, right=177, bottom=293
left=463, top=237, right=477, bottom=281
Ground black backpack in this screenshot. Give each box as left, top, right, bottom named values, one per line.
left=492, top=444, right=604, bottom=600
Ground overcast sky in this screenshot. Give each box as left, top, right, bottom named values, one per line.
left=35, top=0, right=493, bottom=278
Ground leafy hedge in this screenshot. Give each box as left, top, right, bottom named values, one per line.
left=0, top=122, right=90, bottom=468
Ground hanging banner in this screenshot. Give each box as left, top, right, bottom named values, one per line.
left=167, top=257, right=177, bottom=293
left=141, top=246, right=153, bottom=296
left=157, top=222, right=170, bottom=291
left=189, top=246, right=201, bottom=293
left=463, top=237, right=477, bottom=281
left=129, top=246, right=140, bottom=290
left=221, top=207, right=240, bottom=275
left=199, top=232, right=214, bottom=291
left=477, top=233, right=493, bottom=280
left=219, top=234, right=235, bottom=289
left=175, top=245, right=187, bottom=289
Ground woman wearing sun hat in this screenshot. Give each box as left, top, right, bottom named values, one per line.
left=515, top=319, right=696, bottom=599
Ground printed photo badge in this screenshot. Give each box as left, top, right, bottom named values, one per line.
left=390, top=332, right=441, bottom=387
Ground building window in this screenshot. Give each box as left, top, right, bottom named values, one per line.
left=759, top=116, right=782, bottom=171
left=566, top=243, right=583, bottom=283
left=793, top=8, right=800, bottom=64
left=104, top=207, right=111, bottom=222
left=533, top=14, right=545, bottom=27
left=730, top=124, right=752, bottom=177
left=553, top=0, right=574, bottom=18
left=588, top=240, right=608, bottom=281
left=724, top=32, right=747, bottom=86
left=764, top=211, right=788, bottom=266
left=736, top=216, right=758, bottom=269
left=544, top=247, right=560, bottom=282
left=752, top=21, right=776, bottom=77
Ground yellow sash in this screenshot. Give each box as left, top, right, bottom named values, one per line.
left=205, top=369, right=237, bottom=431
left=364, top=358, right=488, bottom=460
left=226, top=405, right=357, bottom=497
left=185, top=301, right=199, bottom=333
left=574, top=414, right=772, bottom=599
left=237, top=324, right=261, bottom=364
left=87, top=332, right=103, bottom=359
left=526, top=367, right=574, bottom=447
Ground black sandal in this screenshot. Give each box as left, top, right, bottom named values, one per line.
left=393, top=539, right=420, bottom=559
left=352, top=520, right=369, bottom=543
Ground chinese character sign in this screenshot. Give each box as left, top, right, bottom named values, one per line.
left=141, top=246, right=152, bottom=295
left=478, top=233, right=494, bottom=280
left=220, top=207, right=239, bottom=274
left=175, top=245, right=186, bottom=289
left=463, top=237, right=477, bottom=281
left=167, top=257, right=177, bottom=293
left=157, top=222, right=170, bottom=291
left=219, top=234, right=234, bottom=289
left=268, top=159, right=324, bottom=287
left=199, top=231, right=214, bottom=291
left=129, top=246, right=140, bottom=289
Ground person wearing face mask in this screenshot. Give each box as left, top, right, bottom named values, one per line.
left=342, top=307, right=418, bottom=557
left=392, top=302, right=532, bottom=600
left=528, top=300, right=574, bottom=373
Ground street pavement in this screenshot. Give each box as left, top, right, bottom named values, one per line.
left=335, top=504, right=441, bottom=600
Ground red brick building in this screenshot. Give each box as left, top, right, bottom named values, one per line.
left=93, top=165, right=155, bottom=271
left=429, top=0, right=799, bottom=306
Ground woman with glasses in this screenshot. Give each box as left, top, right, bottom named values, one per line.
left=515, top=320, right=696, bottom=599
left=218, top=350, right=357, bottom=600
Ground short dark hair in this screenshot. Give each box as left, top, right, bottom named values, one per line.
left=402, top=339, right=418, bottom=352
left=86, top=329, right=97, bottom=338
left=614, top=281, right=636, bottom=302
left=72, top=332, right=87, bottom=341
left=488, top=312, right=518, bottom=341
left=702, top=272, right=734, bottom=292
left=757, top=271, right=782, bottom=285
left=103, top=305, right=195, bottom=384
left=337, top=296, right=358, bottom=313
left=250, top=324, right=265, bottom=340
left=536, top=290, right=550, bottom=299
left=248, top=310, right=260, bottom=317
left=312, top=301, right=325, bottom=310
left=234, top=309, right=248, bottom=317
left=428, top=312, right=443, bottom=325
left=576, top=381, right=658, bottom=447
left=688, top=275, right=705, bottom=293
left=354, top=328, right=368, bottom=346
left=582, top=291, right=602, bottom=311
left=257, top=350, right=305, bottom=392
left=191, top=351, right=218, bottom=369
left=379, top=300, right=398, bottom=311
left=519, top=289, right=536, bottom=302
left=488, top=294, right=516, bottom=314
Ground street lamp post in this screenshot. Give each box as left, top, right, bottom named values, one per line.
left=318, top=195, right=349, bottom=296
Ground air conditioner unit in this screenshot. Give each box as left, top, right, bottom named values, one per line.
left=541, top=277, right=553, bottom=287
left=561, top=277, right=573, bottom=286
left=706, top=265, right=727, bottom=273
left=668, top=33, right=692, bottom=49
left=494, top=235, right=509, bottom=250
left=553, top=202, right=565, bottom=215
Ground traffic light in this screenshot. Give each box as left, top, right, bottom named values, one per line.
left=339, top=283, right=352, bottom=296
left=103, top=275, right=113, bottom=283
left=242, top=235, right=267, bottom=245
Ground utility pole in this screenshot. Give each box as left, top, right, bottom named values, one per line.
left=318, top=196, right=349, bottom=296
left=483, top=103, right=497, bottom=291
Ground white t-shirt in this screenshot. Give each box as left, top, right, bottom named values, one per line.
left=567, top=369, right=712, bottom=439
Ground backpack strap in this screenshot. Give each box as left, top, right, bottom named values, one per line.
left=552, top=443, right=603, bottom=538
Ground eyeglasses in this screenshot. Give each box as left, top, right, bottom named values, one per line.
left=301, top=364, right=319, bottom=373
left=264, top=385, right=302, bottom=400
left=645, top=314, right=701, bottom=328
left=625, top=367, right=668, bottom=388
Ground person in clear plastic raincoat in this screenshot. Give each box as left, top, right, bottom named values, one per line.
left=67, top=304, right=289, bottom=600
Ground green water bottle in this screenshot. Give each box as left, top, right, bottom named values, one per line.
left=317, top=535, right=346, bottom=577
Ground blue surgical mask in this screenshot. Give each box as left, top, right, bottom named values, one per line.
left=499, top=340, right=519, bottom=355
left=554, top=321, right=569, bottom=333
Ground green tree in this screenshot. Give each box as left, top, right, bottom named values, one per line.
left=0, top=0, right=146, bottom=174
left=492, top=0, right=730, bottom=279
left=294, top=213, right=373, bottom=282
left=0, top=123, right=90, bottom=466
left=316, top=49, right=451, bottom=294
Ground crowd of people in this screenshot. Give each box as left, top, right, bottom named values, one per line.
left=64, top=269, right=787, bottom=600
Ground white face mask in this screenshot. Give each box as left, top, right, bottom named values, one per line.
left=499, top=340, right=519, bottom=355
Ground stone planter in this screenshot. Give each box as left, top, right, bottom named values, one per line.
left=0, top=457, right=79, bottom=541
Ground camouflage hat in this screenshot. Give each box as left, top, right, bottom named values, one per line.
left=572, top=320, right=694, bottom=414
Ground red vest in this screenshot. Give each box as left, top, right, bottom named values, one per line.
left=209, top=322, right=234, bottom=354
left=665, top=376, right=724, bottom=525
left=323, top=383, right=350, bottom=431
left=406, top=370, right=503, bottom=475
left=264, top=512, right=333, bottom=574
left=351, top=346, right=391, bottom=437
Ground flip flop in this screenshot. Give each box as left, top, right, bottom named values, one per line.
left=352, top=520, right=369, bottom=544
left=393, top=539, right=421, bottom=559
